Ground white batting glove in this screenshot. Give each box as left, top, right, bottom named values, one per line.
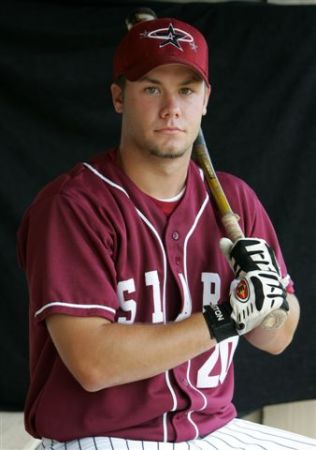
left=230, top=270, right=289, bottom=335
left=220, top=237, right=281, bottom=278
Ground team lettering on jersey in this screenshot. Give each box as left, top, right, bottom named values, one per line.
left=117, top=270, right=222, bottom=323
left=117, top=270, right=238, bottom=389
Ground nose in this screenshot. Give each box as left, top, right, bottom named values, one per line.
left=160, top=94, right=181, bottom=119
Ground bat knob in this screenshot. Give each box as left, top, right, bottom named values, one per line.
left=261, top=309, right=288, bottom=329
left=125, top=7, right=157, bottom=30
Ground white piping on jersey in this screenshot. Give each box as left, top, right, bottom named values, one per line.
left=83, top=162, right=131, bottom=198
left=186, top=359, right=208, bottom=439
left=162, top=413, right=168, bottom=444
left=35, top=302, right=116, bottom=318
left=83, top=162, right=178, bottom=442
left=132, top=209, right=168, bottom=324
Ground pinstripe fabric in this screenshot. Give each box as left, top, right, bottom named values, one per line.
left=37, top=419, right=316, bottom=450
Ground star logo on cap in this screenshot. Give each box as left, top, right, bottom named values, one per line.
left=141, top=23, right=197, bottom=52
left=159, top=24, right=187, bottom=50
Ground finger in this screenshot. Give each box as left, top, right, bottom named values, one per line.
left=219, top=237, right=233, bottom=259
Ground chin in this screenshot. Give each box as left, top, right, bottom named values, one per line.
left=148, top=139, right=192, bottom=159
left=149, top=148, right=188, bottom=159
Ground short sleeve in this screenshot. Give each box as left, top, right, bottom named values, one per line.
left=18, top=192, right=119, bottom=322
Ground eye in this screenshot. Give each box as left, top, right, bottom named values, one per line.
left=144, top=86, right=160, bottom=95
left=179, top=87, right=193, bottom=96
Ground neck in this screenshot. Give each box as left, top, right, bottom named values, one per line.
left=117, top=145, right=191, bottom=199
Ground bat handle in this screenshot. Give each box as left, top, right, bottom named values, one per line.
left=221, top=212, right=244, bottom=242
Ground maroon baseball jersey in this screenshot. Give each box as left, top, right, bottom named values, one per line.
left=17, top=149, right=293, bottom=442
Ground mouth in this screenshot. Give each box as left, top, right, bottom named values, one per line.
left=155, top=127, right=184, bottom=135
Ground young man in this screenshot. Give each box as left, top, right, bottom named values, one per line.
left=17, top=15, right=315, bottom=450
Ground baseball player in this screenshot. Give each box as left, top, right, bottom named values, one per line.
left=17, top=13, right=316, bottom=450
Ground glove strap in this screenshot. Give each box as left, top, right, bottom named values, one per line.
left=203, top=304, right=238, bottom=343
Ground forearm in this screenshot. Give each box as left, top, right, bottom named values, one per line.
left=47, top=312, right=215, bottom=392
left=244, top=293, right=300, bottom=354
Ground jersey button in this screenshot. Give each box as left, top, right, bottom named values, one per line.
left=172, top=231, right=180, bottom=240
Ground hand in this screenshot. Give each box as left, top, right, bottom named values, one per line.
left=220, top=237, right=280, bottom=278
left=202, top=270, right=289, bottom=341
left=229, top=270, right=289, bottom=335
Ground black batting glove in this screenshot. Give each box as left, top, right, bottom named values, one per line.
left=203, top=302, right=238, bottom=342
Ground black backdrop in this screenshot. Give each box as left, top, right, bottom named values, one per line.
left=1, top=0, right=316, bottom=415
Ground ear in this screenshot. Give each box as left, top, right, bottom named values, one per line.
left=203, top=84, right=211, bottom=116
left=111, top=83, right=124, bottom=114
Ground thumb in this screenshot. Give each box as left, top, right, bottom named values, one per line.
left=219, top=237, right=233, bottom=260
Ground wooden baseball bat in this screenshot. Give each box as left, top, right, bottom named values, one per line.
left=193, top=128, right=288, bottom=329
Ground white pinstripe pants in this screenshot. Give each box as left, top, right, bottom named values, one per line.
left=37, top=418, right=316, bottom=450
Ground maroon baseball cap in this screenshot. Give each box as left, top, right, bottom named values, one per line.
left=113, top=18, right=209, bottom=86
